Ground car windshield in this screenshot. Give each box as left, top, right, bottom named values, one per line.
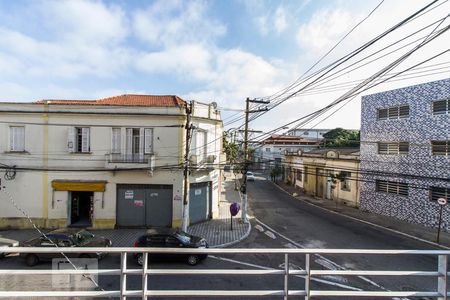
left=174, top=231, right=191, bottom=244
left=247, top=172, right=253, bottom=176
left=74, top=231, right=95, bottom=243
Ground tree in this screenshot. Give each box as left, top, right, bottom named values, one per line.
left=322, top=128, right=360, bottom=148
left=270, top=166, right=282, bottom=182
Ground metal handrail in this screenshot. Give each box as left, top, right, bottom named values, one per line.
left=0, top=247, right=448, bottom=299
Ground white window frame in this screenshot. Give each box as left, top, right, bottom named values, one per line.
left=144, top=128, right=153, bottom=154
left=68, top=127, right=90, bottom=153
left=378, top=142, right=409, bottom=155
left=376, top=180, right=409, bottom=196
left=9, top=126, right=25, bottom=152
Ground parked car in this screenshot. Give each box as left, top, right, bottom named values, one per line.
left=246, top=171, right=255, bottom=181
left=133, top=229, right=208, bottom=266
left=0, top=236, right=19, bottom=258
left=20, top=228, right=112, bottom=266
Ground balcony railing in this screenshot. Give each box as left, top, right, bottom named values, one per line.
left=0, top=247, right=449, bottom=299
left=108, top=153, right=150, bottom=163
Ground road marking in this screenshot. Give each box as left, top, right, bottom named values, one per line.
left=254, top=217, right=409, bottom=300
left=210, top=255, right=362, bottom=291
left=254, top=225, right=264, bottom=232
left=264, top=231, right=276, bottom=239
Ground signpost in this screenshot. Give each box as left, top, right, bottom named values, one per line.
left=230, top=202, right=240, bottom=231
left=436, top=198, right=447, bottom=244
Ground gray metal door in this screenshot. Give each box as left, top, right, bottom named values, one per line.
left=116, top=184, right=172, bottom=227
left=145, top=185, right=172, bottom=227
left=189, top=182, right=211, bottom=224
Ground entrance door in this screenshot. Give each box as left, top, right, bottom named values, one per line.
left=70, top=191, right=93, bottom=227
left=189, top=182, right=212, bottom=224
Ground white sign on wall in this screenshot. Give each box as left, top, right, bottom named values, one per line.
left=125, top=191, right=134, bottom=199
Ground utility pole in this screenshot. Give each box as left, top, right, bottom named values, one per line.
left=181, top=101, right=193, bottom=232
left=242, top=97, right=269, bottom=223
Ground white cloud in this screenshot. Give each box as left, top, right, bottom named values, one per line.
left=274, top=7, right=288, bottom=34
left=297, top=8, right=357, bottom=52
left=133, top=0, right=226, bottom=47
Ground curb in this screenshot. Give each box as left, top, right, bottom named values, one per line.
left=210, top=221, right=252, bottom=248
left=271, top=180, right=450, bottom=250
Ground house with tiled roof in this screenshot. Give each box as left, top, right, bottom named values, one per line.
left=0, top=95, right=223, bottom=229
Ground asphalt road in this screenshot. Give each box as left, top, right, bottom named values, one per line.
left=0, top=174, right=446, bottom=299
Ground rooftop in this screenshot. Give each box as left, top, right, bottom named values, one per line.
left=34, top=94, right=186, bottom=107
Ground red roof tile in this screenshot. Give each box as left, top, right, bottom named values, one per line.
left=35, top=94, right=186, bottom=107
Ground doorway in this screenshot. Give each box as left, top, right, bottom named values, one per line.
left=70, top=191, right=93, bottom=227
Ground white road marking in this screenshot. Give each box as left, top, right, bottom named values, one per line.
left=254, top=224, right=264, bottom=232
left=210, top=255, right=362, bottom=291
left=254, top=217, right=410, bottom=300
left=264, top=231, right=276, bottom=239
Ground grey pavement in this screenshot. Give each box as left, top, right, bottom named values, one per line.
left=274, top=179, right=450, bottom=248
left=187, top=171, right=250, bottom=247
left=0, top=172, right=250, bottom=248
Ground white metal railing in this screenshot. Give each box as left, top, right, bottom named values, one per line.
left=0, top=247, right=449, bottom=299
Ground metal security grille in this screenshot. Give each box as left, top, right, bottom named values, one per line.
left=376, top=180, right=409, bottom=196
left=432, top=141, right=450, bottom=156
left=377, top=105, right=409, bottom=120
left=433, top=99, right=449, bottom=114
left=430, top=187, right=450, bottom=202
left=378, top=142, right=409, bottom=155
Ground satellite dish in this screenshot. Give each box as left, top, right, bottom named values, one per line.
left=211, top=102, right=218, bottom=109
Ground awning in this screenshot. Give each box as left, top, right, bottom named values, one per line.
left=51, top=181, right=106, bottom=192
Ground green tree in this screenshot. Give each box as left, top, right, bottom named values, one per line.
left=322, top=128, right=360, bottom=148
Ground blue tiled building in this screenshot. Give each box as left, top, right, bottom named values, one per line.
left=360, top=78, right=450, bottom=230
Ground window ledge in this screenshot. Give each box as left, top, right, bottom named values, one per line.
left=69, top=152, right=93, bottom=154
left=4, top=150, right=29, bottom=154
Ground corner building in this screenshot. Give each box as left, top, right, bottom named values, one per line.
left=0, top=95, right=222, bottom=229
left=360, top=79, right=450, bottom=229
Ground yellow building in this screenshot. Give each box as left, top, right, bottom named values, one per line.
left=283, top=149, right=360, bottom=208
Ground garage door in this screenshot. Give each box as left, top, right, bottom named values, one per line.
left=189, top=182, right=212, bottom=224
left=116, top=184, right=172, bottom=227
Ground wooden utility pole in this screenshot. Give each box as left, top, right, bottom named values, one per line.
left=242, top=98, right=269, bottom=224
left=181, top=101, right=193, bottom=232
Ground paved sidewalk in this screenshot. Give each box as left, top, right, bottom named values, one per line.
left=187, top=172, right=251, bottom=247
left=0, top=173, right=251, bottom=248
left=274, top=180, right=450, bottom=248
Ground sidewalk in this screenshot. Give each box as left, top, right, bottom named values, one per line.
left=274, top=180, right=450, bottom=248
left=187, top=172, right=251, bottom=248
left=0, top=174, right=251, bottom=248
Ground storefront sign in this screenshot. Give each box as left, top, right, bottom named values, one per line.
left=125, top=191, right=134, bottom=199
left=134, top=200, right=144, bottom=207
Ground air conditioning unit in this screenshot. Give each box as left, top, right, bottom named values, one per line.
left=206, top=155, right=216, bottom=163
left=189, top=155, right=198, bottom=165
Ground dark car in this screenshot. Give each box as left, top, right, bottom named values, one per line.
left=134, top=229, right=208, bottom=266
left=20, top=228, right=112, bottom=266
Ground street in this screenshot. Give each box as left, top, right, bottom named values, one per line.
left=0, top=174, right=444, bottom=299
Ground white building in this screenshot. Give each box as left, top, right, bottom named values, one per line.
left=287, top=128, right=331, bottom=140
left=0, top=95, right=223, bottom=229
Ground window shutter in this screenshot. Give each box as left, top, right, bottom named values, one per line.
left=377, top=109, right=388, bottom=120
left=126, top=128, right=132, bottom=161
left=112, top=128, right=121, bottom=154
left=81, top=127, right=90, bottom=153
left=67, top=127, right=76, bottom=152
left=144, top=128, right=153, bottom=154
left=18, top=127, right=25, bottom=151
left=139, top=128, right=144, bottom=159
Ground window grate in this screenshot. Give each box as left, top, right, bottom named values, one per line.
left=430, top=187, right=449, bottom=202
left=377, top=105, right=409, bottom=120
left=431, top=141, right=449, bottom=156
left=376, top=180, right=408, bottom=196
left=432, top=99, right=449, bottom=115
left=378, top=142, right=409, bottom=155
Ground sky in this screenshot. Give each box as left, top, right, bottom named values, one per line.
left=1, top=0, right=449, bottom=132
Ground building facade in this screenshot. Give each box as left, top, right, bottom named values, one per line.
left=0, top=95, right=223, bottom=229
left=283, top=149, right=360, bottom=208
left=360, top=78, right=450, bottom=229
left=287, top=128, right=331, bottom=140
left=256, top=135, right=320, bottom=171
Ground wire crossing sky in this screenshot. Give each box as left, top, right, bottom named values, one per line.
left=0, top=0, right=449, bottom=131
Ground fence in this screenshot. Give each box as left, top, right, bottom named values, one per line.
left=0, top=247, right=448, bottom=299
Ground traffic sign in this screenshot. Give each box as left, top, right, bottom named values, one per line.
left=437, top=198, right=447, bottom=206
